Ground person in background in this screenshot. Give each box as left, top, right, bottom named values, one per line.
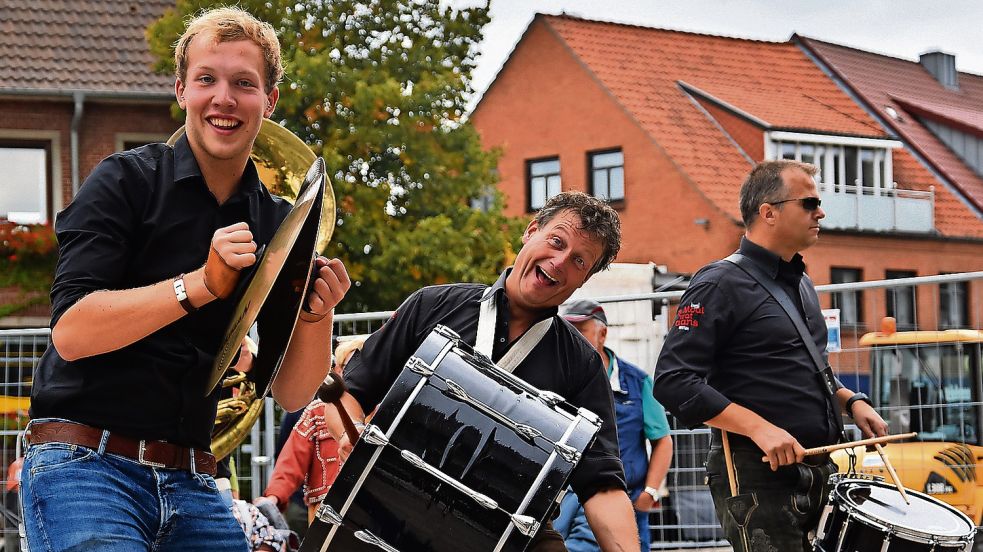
left=653, top=160, right=887, bottom=551
left=555, top=299, right=673, bottom=552
left=257, top=337, right=367, bottom=524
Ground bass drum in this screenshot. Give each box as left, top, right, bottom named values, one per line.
left=301, top=325, right=602, bottom=552
left=814, top=477, right=976, bottom=551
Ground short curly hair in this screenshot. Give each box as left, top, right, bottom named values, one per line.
left=534, top=192, right=622, bottom=275
left=174, top=7, right=284, bottom=93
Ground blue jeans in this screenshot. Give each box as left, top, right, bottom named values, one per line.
left=20, top=421, right=248, bottom=552
left=554, top=491, right=649, bottom=552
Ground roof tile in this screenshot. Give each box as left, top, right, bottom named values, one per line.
left=800, top=37, right=983, bottom=215
left=0, top=0, right=174, bottom=95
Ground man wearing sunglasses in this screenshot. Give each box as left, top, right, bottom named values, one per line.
left=653, top=160, right=888, bottom=552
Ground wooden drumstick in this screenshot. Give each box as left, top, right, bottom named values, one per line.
left=317, top=372, right=361, bottom=442
left=875, top=443, right=910, bottom=505
left=721, top=430, right=738, bottom=497
left=801, top=433, right=916, bottom=457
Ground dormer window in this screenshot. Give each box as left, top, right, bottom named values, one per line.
left=766, top=131, right=900, bottom=196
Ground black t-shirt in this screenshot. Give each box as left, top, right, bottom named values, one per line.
left=344, top=269, right=627, bottom=503
left=31, top=135, right=292, bottom=450
left=654, top=237, right=841, bottom=449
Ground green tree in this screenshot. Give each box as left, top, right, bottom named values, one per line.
left=148, top=0, right=524, bottom=311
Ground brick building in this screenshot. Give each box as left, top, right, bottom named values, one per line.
left=471, top=14, right=983, bottom=337
left=0, top=0, right=178, bottom=323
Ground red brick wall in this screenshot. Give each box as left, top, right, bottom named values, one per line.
left=472, top=20, right=744, bottom=270
left=0, top=97, right=177, bottom=215
left=696, top=98, right=766, bottom=161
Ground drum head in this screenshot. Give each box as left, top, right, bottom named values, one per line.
left=837, top=479, right=973, bottom=538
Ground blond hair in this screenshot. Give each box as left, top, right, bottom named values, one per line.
left=174, top=6, right=284, bottom=93
left=334, top=336, right=368, bottom=372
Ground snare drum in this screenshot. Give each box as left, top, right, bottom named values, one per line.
left=301, top=325, right=602, bottom=552
left=814, top=477, right=976, bottom=551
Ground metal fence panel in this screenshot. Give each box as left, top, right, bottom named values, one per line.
left=1, top=271, right=981, bottom=550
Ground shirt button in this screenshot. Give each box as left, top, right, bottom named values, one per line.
left=499, top=338, right=506, bottom=343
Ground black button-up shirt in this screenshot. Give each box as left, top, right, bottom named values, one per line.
left=344, top=269, right=626, bottom=503
left=653, top=238, right=841, bottom=449
left=31, top=135, right=292, bottom=450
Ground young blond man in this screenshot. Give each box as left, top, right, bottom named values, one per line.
left=22, top=8, right=349, bottom=551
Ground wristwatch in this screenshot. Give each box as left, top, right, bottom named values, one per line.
left=845, top=392, right=873, bottom=419
left=642, top=486, right=660, bottom=502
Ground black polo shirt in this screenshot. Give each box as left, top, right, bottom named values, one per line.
left=31, top=135, right=292, bottom=450
left=344, top=269, right=626, bottom=503
left=653, top=237, right=841, bottom=449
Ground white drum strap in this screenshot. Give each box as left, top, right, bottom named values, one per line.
left=476, top=290, right=552, bottom=373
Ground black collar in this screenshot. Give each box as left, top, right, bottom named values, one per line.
left=172, top=133, right=264, bottom=207
left=739, top=237, right=805, bottom=284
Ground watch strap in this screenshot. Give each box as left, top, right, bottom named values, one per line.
left=643, top=486, right=660, bottom=501
left=173, top=274, right=196, bottom=315
left=845, top=392, right=872, bottom=419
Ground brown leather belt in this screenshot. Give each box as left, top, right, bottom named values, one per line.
left=27, top=421, right=216, bottom=476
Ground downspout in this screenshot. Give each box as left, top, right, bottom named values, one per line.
left=70, top=91, right=85, bottom=196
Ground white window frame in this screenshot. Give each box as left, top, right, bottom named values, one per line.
left=0, top=130, right=62, bottom=224
left=765, top=131, right=901, bottom=196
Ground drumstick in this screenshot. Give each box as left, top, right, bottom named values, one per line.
left=801, top=433, right=916, bottom=457
left=721, top=430, right=738, bottom=497
left=317, top=372, right=361, bottom=442
left=875, top=443, right=910, bottom=505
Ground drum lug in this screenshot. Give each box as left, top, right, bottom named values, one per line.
left=400, top=449, right=499, bottom=510
left=880, top=533, right=892, bottom=552
left=576, top=407, right=601, bottom=427
left=406, top=356, right=434, bottom=377
left=354, top=529, right=402, bottom=552
left=555, top=443, right=581, bottom=464
left=433, top=324, right=461, bottom=342
left=314, top=503, right=343, bottom=526
left=537, top=390, right=565, bottom=407
left=361, top=424, right=389, bottom=447
left=510, top=514, right=541, bottom=537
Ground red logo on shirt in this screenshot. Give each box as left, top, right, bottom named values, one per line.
left=673, top=302, right=704, bottom=330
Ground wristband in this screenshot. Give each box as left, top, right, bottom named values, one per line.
left=643, top=486, right=660, bottom=502
left=173, top=274, right=196, bottom=314
left=845, top=392, right=872, bottom=419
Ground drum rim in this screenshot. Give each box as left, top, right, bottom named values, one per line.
left=832, top=478, right=975, bottom=541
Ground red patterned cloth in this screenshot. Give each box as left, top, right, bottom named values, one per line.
left=264, top=400, right=340, bottom=507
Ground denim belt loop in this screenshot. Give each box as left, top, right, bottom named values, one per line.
left=97, top=429, right=110, bottom=455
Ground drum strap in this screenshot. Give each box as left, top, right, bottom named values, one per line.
left=724, top=253, right=846, bottom=441
left=476, top=290, right=553, bottom=373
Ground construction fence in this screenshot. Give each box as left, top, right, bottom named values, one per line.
left=0, top=270, right=981, bottom=550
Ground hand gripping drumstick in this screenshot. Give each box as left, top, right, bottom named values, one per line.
left=317, top=372, right=361, bottom=443
left=799, top=432, right=916, bottom=457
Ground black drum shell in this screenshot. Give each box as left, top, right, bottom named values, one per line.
left=303, top=327, right=599, bottom=552
left=814, top=478, right=975, bottom=552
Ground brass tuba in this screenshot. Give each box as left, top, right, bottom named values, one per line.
left=167, top=120, right=336, bottom=460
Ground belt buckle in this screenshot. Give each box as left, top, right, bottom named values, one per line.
left=138, top=440, right=166, bottom=468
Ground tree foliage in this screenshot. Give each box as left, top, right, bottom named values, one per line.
left=148, top=0, right=524, bottom=311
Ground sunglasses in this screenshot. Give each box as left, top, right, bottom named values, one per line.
left=768, top=196, right=822, bottom=211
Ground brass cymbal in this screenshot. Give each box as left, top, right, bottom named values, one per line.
left=166, top=119, right=335, bottom=253
left=207, top=157, right=327, bottom=397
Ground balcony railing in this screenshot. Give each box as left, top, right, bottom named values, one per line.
left=819, top=184, right=934, bottom=233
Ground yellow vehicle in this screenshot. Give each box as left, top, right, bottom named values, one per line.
left=833, top=317, right=983, bottom=528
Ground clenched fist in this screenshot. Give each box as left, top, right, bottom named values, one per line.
left=300, top=256, right=351, bottom=323
left=204, top=222, right=257, bottom=299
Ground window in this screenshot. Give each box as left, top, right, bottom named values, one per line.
left=831, top=267, right=863, bottom=327
left=886, top=270, right=917, bottom=330
left=588, top=149, right=624, bottom=202
left=939, top=278, right=968, bottom=329
left=527, top=157, right=561, bottom=211
left=770, top=137, right=891, bottom=196
left=0, top=142, right=51, bottom=224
